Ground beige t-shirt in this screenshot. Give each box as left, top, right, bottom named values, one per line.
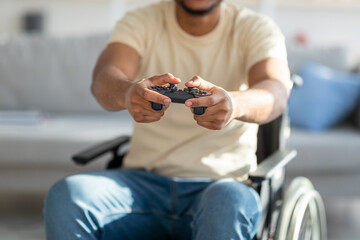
left=108, top=1, right=287, bottom=179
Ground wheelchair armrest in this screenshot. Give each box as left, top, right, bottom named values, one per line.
left=72, top=135, right=130, bottom=165
left=249, top=148, right=297, bottom=184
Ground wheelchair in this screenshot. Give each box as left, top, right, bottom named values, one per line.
left=72, top=111, right=327, bottom=240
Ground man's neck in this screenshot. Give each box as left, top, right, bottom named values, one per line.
left=175, top=2, right=221, bottom=36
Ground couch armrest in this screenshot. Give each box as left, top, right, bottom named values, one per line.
left=72, top=135, right=130, bottom=165
left=249, top=149, right=297, bottom=184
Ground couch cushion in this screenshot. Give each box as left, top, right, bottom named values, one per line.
left=0, top=34, right=109, bottom=112
left=0, top=111, right=133, bottom=166
left=287, top=125, right=360, bottom=197
left=288, top=62, right=360, bottom=131
left=288, top=126, right=360, bottom=173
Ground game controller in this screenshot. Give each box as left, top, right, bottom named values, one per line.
left=148, top=84, right=211, bottom=115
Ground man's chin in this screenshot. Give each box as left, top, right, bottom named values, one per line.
left=178, top=0, right=220, bottom=16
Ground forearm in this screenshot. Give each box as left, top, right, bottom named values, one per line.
left=231, top=79, right=290, bottom=124
left=91, top=65, right=134, bottom=111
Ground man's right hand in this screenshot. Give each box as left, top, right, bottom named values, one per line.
left=92, top=43, right=180, bottom=123
left=125, top=73, right=181, bottom=123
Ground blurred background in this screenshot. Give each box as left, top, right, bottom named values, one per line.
left=0, top=0, right=359, bottom=239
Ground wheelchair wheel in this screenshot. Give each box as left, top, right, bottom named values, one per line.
left=275, top=177, right=327, bottom=240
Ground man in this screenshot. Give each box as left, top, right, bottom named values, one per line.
left=44, top=0, right=291, bottom=239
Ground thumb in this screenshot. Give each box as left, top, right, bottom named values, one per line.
left=185, top=76, right=215, bottom=92
left=148, top=73, right=181, bottom=86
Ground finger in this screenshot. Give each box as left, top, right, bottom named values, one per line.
left=185, top=76, right=215, bottom=91
left=137, top=87, right=172, bottom=105
left=195, top=120, right=222, bottom=130
left=149, top=73, right=181, bottom=86
left=192, top=103, right=230, bottom=117
left=133, top=114, right=163, bottom=123
left=143, top=98, right=171, bottom=113
left=185, top=94, right=222, bottom=108
left=193, top=111, right=225, bottom=125
left=133, top=104, right=166, bottom=116
left=131, top=103, right=165, bottom=120
left=193, top=111, right=213, bottom=122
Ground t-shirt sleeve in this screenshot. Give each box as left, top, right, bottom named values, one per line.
left=243, top=15, right=287, bottom=73
left=107, top=9, right=149, bottom=56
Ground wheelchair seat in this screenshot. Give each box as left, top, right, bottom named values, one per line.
left=72, top=113, right=327, bottom=240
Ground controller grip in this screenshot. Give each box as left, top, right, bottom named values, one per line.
left=193, top=107, right=206, bottom=115
left=151, top=102, right=163, bottom=111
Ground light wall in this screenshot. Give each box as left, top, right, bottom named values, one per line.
left=0, top=0, right=160, bottom=37
left=0, top=0, right=359, bottom=66
left=0, top=0, right=115, bottom=37
left=275, top=5, right=360, bottom=67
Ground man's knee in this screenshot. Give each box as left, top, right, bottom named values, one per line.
left=191, top=179, right=262, bottom=239
left=203, top=179, right=260, bottom=206
left=44, top=176, right=78, bottom=218
left=199, top=179, right=262, bottom=226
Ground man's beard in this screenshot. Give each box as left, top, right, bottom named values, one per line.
left=178, top=0, right=220, bottom=16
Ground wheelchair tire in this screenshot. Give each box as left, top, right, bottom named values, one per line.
left=275, top=177, right=327, bottom=240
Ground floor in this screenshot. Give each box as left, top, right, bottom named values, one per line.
left=1, top=193, right=359, bottom=240
left=0, top=215, right=45, bottom=240
left=0, top=193, right=45, bottom=240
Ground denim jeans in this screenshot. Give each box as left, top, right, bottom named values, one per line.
left=43, top=169, right=261, bottom=240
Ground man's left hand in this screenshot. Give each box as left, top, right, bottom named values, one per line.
left=185, top=76, right=236, bottom=130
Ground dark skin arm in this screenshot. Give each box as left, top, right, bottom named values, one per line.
left=91, top=42, right=180, bottom=123
left=184, top=58, right=292, bottom=129
left=92, top=42, right=291, bottom=129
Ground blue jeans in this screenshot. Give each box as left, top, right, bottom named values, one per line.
left=43, top=169, right=261, bottom=240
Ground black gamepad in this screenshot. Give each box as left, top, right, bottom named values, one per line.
left=148, top=84, right=211, bottom=115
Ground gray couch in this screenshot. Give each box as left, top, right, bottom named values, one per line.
left=284, top=43, right=360, bottom=197
left=0, top=34, right=134, bottom=193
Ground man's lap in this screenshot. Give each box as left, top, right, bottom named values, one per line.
left=44, top=169, right=261, bottom=240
